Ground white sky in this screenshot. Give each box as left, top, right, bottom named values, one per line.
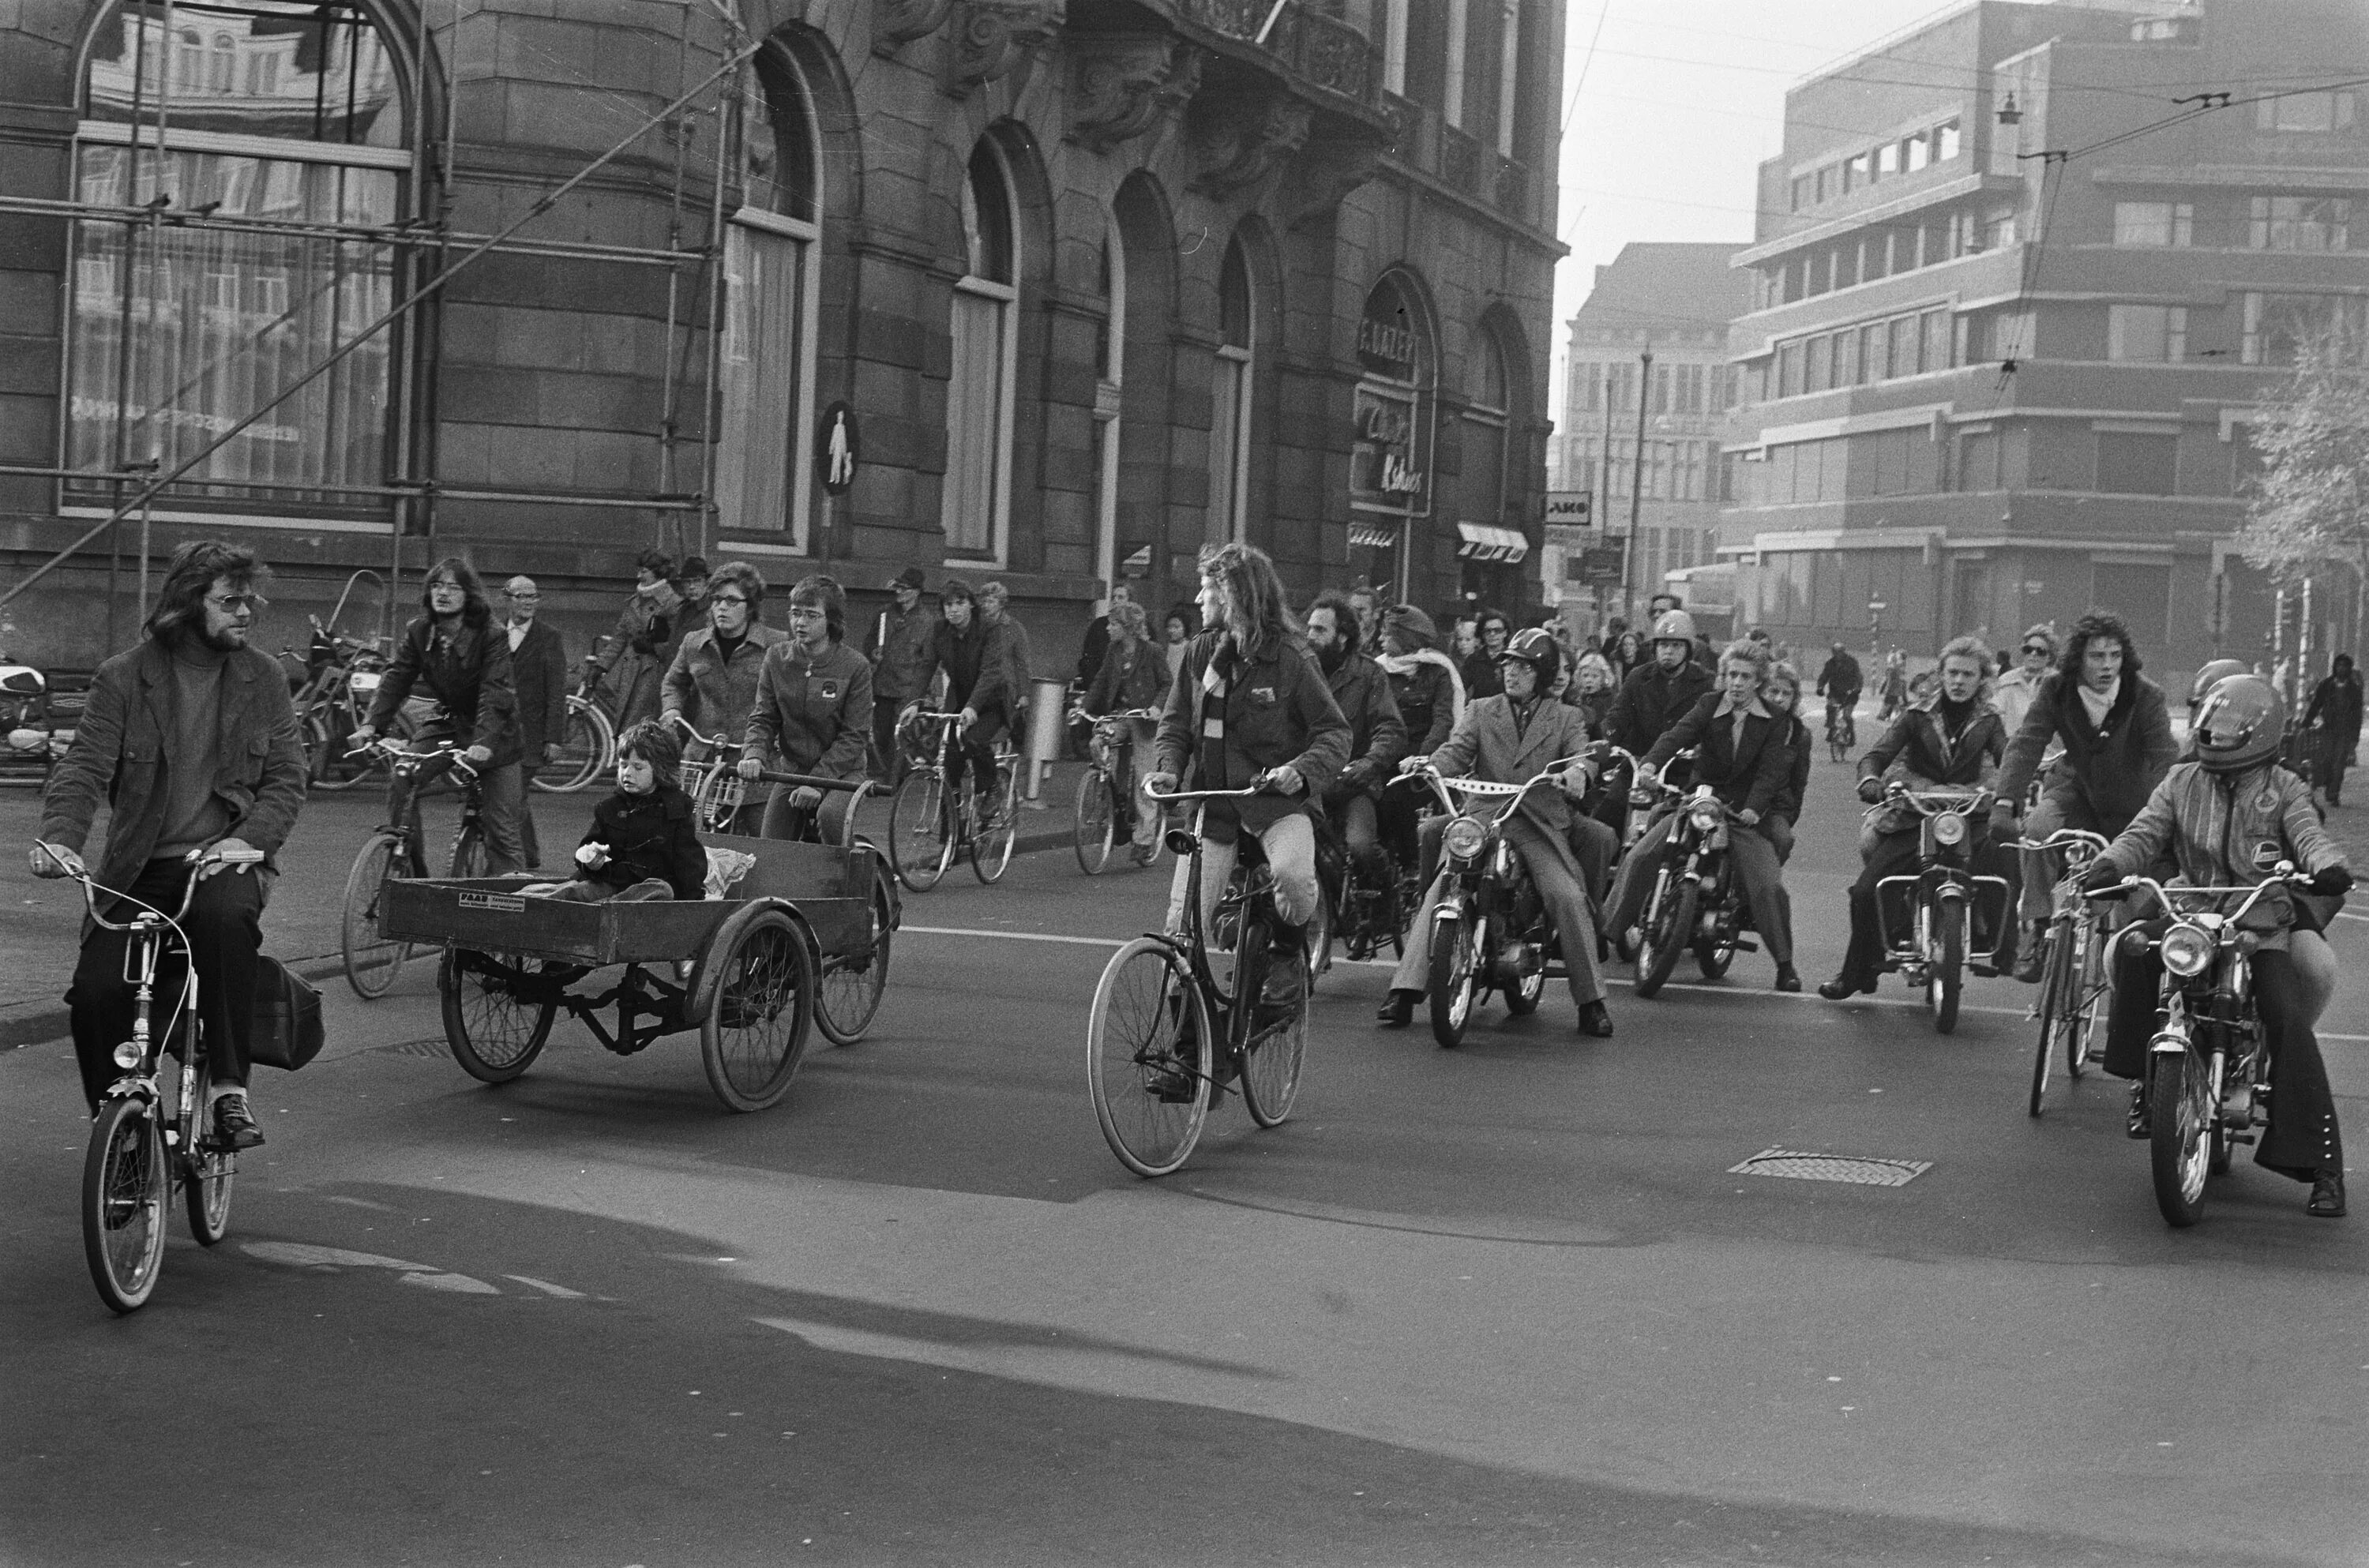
left=1547, top=0, right=1968, bottom=415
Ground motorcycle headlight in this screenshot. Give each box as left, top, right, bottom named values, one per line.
left=2161, top=923, right=2213, bottom=979
left=1932, top=811, right=1967, bottom=847
left=1443, top=815, right=1489, bottom=863
left=1688, top=805, right=1721, bottom=834
left=348, top=670, right=380, bottom=696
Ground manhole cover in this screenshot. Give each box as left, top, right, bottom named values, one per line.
left=1729, top=1149, right=1931, bottom=1187
left=380, top=1037, right=449, bottom=1059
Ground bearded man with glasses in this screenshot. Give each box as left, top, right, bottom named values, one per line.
left=32, top=541, right=307, bottom=1150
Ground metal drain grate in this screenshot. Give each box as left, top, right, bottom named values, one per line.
left=380, top=1037, right=449, bottom=1059
left=1729, top=1149, right=1932, bottom=1187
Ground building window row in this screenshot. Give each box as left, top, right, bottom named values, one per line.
left=1748, top=422, right=2289, bottom=506
left=1570, top=358, right=1736, bottom=415
left=1755, top=201, right=2013, bottom=309
left=2109, top=195, right=2354, bottom=251
left=1769, top=306, right=1952, bottom=400
left=1565, top=435, right=1728, bottom=503
left=2256, top=90, right=2359, bottom=135
left=1787, top=118, right=1961, bottom=212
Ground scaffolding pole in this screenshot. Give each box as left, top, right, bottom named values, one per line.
left=2, top=35, right=765, bottom=613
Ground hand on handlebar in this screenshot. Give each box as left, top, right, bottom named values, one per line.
left=1141, top=771, right=1179, bottom=798
left=1857, top=776, right=1885, bottom=805
left=737, top=754, right=764, bottom=780
left=28, top=842, right=82, bottom=880
left=1397, top=753, right=1431, bottom=776
left=2309, top=865, right=2355, bottom=898
left=190, top=836, right=264, bottom=879
left=464, top=745, right=492, bottom=767
left=1988, top=801, right=2018, bottom=837
left=2081, top=864, right=2131, bottom=898
left=1258, top=763, right=1304, bottom=797
left=347, top=723, right=377, bottom=748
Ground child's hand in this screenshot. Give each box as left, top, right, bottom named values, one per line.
left=576, top=842, right=610, bottom=869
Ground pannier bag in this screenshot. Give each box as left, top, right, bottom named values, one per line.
left=250, top=955, right=325, bottom=1071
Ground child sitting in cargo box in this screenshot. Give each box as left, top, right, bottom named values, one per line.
left=523, top=722, right=707, bottom=902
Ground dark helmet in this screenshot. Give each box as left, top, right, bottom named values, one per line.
left=2192, top=675, right=2282, bottom=774
left=2188, top=658, right=2248, bottom=709
left=1496, top=625, right=1562, bottom=686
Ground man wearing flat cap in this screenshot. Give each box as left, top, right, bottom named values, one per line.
left=865, top=566, right=935, bottom=787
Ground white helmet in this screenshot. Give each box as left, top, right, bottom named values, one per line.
left=1650, top=610, right=1697, bottom=647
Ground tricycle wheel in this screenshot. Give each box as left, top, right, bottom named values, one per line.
left=440, top=949, right=557, bottom=1082
left=696, top=906, right=816, bottom=1112
left=817, top=857, right=895, bottom=1045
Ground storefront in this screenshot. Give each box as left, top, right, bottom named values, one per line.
left=1348, top=271, right=1435, bottom=603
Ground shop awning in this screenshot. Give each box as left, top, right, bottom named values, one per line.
left=1456, top=523, right=1530, bottom=564
left=1349, top=523, right=1398, bottom=550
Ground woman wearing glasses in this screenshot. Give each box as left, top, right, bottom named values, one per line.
left=661, top=562, right=783, bottom=834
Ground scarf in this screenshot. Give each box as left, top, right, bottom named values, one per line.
left=1376, top=647, right=1468, bottom=724
left=2077, top=677, right=2119, bottom=730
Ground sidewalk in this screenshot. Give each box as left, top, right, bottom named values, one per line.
left=0, top=758, right=1098, bottom=1045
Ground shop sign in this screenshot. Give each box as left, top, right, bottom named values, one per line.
left=1352, top=385, right=1425, bottom=504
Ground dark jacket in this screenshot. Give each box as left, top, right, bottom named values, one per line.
left=1385, top=657, right=1459, bottom=753
left=368, top=614, right=521, bottom=767
left=580, top=783, right=705, bottom=900
left=921, top=617, right=1010, bottom=728
left=1859, top=696, right=2008, bottom=793
left=1430, top=692, right=1594, bottom=849
left=40, top=635, right=309, bottom=893
left=744, top=639, right=873, bottom=779
left=1076, top=615, right=1113, bottom=686
left=2307, top=672, right=2363, bottom=743
left=1605, top=658, right=1714, bottom=757
left=865, top=601, right=936, bottom=707
left=1460, top=649, right=1504, bottom=702
left=1770, top=713, right=1814, bottom=826
left=1643, top=691, right=1793, bottom=819
left=508, top=618, right=569, bottom=757
left=1323, top=651, right=1409, bottom=799
left=1154, top=630, right=1351, bottom=836
left=663, top=621, right=787, bottom=752
left=1998, top=672, right=2178, bottom=835
left=1816, top=652, right=1863, bottom=702
left=1084, top=638, right=1169, bottom=717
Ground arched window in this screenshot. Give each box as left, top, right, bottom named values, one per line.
left=1208, top=238, right=1255, bottom=544
left=943, top=137, right=1019, bottom=561
left=1350, top=270, right=1436, bottom=600
left=67, top=0, right=408, bottom=522
left=714, top=50, right=822, bottom=545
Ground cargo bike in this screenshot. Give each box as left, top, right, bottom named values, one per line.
left=377, top=773, right=899, bottom=1112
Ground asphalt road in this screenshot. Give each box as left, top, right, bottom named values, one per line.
left=3, top=766, right=2366, bottom=1567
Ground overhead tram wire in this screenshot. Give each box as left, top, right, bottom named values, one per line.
left=0, top=31, right=772, bottom=611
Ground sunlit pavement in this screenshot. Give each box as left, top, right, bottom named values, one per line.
left=4, top=763, right=2365, bottom=1566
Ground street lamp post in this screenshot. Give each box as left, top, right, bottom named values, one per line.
left=1621, top=345, right=1652, bottom=622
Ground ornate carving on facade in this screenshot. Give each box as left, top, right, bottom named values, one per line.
left=952, top=0, right=1061, bottom=92
left=1282, top=127, right=1391, bottom=229
left=872, top=0, right=955, bottom=56
left=1067, top=35, right=1201, bottom=154
left=1190, top=90, right=1311, bottom=198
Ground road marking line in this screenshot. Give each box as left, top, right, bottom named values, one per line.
left=504, top=1274, right=589, bottom=1299
left=901, top=924, right=2369, bottom=1040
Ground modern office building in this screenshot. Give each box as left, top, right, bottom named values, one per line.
left=1545, top=242, right=1749, bottom=625
left=1721, top=0, right=2367, bottom=677
left=0, top=0, right=1566, bottom=666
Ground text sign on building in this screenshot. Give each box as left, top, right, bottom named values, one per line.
left=1544, top=490, right=1591, bottom=527
left=1579, top=542, right=1627, bottom=587
left=1351, top=385, right=1425, bottom=503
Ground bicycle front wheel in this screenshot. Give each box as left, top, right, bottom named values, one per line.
left=1073, top=767, right=1116, bottom=875
left=888, top=771, right=954, bottom=892
left=1087, top=938, right=1211, bottom=1177
left=533, top=699, right=611, bottom=793
left=973, top=756, right=1019, bottom=885
left=816, top=857, right=895, bottom=1045
left=183, top=1059, right=233, bottom=1246
left=2028, top=920, right=2071, bottom=1116
left=441, top=949, right=557, bottom=1082
left=343, top=832, right=411, bottom=1000
left=83, top=1096, right=167, bottom=1313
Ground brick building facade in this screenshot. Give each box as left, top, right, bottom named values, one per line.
left=0, top=0, right=1564, bottom=670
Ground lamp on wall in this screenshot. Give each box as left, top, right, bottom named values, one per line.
left=1996, top=93, right=2022, bottom=126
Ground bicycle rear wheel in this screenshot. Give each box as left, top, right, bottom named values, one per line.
left=533, top=700, right=611, bottom=793
left=1073, top=767, right=1115, bottom=875
left=83, top=1096, right=167, bottom=1313
left=449, top=824, right=486, bottom=880
left=696, top=908, right=816, bottom=1112
left=1087, top=938, right=1211, bottom=1176
left=974, top=753, right=1019, bottom=885
left=889, top=770, right=955, bottom=891
left=816, top=857, right=895, bottom=1045
left=343, top=832, right=411, bottom=1000
left=441, top=949, right=558, bottom=1082
left=1240, top=939, right=1308, bottom=1129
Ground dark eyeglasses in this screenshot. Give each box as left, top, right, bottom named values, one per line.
left=2022, top=645, right=2051, bottom=657
left=504, top=590, right=539, bottom=601
left=711, top=595, right=751, bottom=608
left=205, top=592, right=267, bottom=614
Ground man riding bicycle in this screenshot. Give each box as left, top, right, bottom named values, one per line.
left=1990, top=611, right=2178, bottom=982
left=913, top=577, right=1012, bottom=825
left=2082, top=675, right=2352, bottom=1217
left=1079, top=598, right=1170, bottom=865
left=1818, top=636, right=2007, bottom=1000
left=662, top=561, right=784, bottom=832
left=739, top=574, right=871, bottom=841
left=349, top=557, right=526, bottom=874
left=1143, top=543, right=1350, bottom=1035
left=1305, top=591, right=1407, bottom=891
left=33, top=541, right=307, bottom=1150
left=1815, top=640, right=1862, bottom=743
left=1376, top=628, right=1616, bottom=1037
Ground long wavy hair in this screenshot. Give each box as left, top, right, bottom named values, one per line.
left=2059, top=611, right=2142, bottom=684
left=788, top=573, right=846, bottom=643
left=420, top=557, right=493, bottom=628
left=1197, top=542, right=1297, bottom=660
left=145, top=539, right=269, bottom=641
left=1937, top=634, right=1995, bottom=700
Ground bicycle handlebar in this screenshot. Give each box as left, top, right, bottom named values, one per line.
left=2014, top=828, right=2110, bottom=856
left=667, top=713, right=730, bottom=750
left=344, top=739, right=482, bottom=781
left=33, top=841, right=261, bottom=930
left=1885, top=786, right=1994, bottom=812
left=1396, top=756, right=1586, bottom=816
left=2086, top=868, right=2307, bottom=925
left=742, top=771, right=867, bottom=793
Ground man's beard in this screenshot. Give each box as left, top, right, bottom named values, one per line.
left=1316, top=637, right=1347, bottom=674
left=196, top=621, right=245, bottom=652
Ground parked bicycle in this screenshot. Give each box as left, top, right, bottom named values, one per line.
left=37, top=841, right=265, bottom=1313
left=1086, top=783, right=1310, bottom=1176
left=888, top=707, right=1019, bottom=891
left=1072, top=706, right=1162, bottom=875
left=341, top=741, right=493, bottom=999
left=2019, top=827, right=2113, bottom=1116
left=531, top=652, right=619, bottom=795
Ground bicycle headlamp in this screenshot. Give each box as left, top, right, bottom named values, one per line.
left=2161, top=922, right=2213, bottom=978
left=112, top=1041, right=142, bottom=1068
left=1443, top=816, right=1489, bottom=862
left=1932, top=811, right=1967, bottom=847
left=348, top=669, right=380, bottom=696
left=1688, top=803, right=1721, bottom=834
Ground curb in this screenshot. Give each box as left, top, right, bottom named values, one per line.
left=0, top=951, right=350, bottom=1051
